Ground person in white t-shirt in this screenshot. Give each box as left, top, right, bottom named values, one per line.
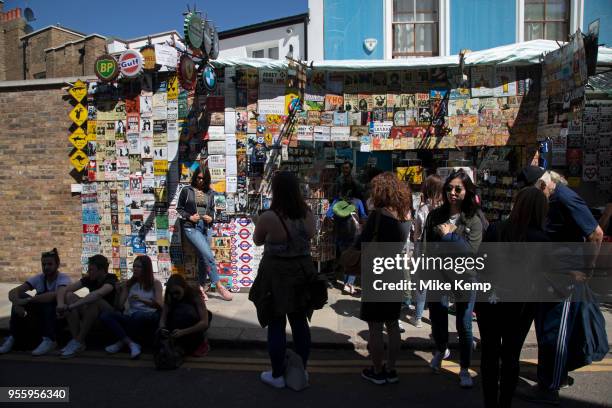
left=0, top=248, right=71, bottom=356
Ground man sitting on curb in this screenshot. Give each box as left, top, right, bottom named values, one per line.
left=56, top=254, right=118, bottom=359
left=0, top=248, right=71, bottom=356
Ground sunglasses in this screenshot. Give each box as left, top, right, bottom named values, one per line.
left=446, top=185, right=464, bottom=194
left=196, top=176, right=205, bottom=181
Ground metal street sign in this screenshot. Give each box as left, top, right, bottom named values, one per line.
left=68, top=79, right=87, bottom=102
left=70, top=149, right=89, bottom=172
left=69, top=128, right=88, bottom=150
left=94, top=54, right=119, bottom=82
left=184, top=12, right=203, bottom=49
left=69, top=103, right=88, bottom=127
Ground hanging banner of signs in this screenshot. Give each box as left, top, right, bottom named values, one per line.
left=178, top=54, right=197, bottom=90
left=119, top=50, right=144, bottom=78
left=184, top=12, right=204, bottom=50
left=140, top=45, right=157, bottom=71
left=94, top=54, right=119, bottom=82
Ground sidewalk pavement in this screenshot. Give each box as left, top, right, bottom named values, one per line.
left=1, top=283, right=611, bottom=351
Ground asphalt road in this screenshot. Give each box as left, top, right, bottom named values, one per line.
left=0, top=348, right=610, bottom=408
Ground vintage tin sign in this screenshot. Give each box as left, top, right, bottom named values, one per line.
left=118, top=50, right=144, bottom=78
left=94, top=54, right=119, bottom=82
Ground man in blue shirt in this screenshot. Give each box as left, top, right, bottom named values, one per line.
left=517, top=167, right=604, bottom=405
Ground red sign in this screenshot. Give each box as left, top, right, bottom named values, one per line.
left=119, top=50, right=144, bottom=78
left=83, top=224, right=100, bottom=234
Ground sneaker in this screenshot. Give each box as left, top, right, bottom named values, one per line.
left=105, top=341, right=124, bottom=354
left=260, top=371, right=286, bottom=389
left=193, top=338, right=210, bottom=357
left=60, top=340, right=85, bottom=359
left=361, top=367, right=387, bottom=385
left=516, top=384, right=560, bottom=406
left=0, top=336, right=15, bottom=354
left=59, top=339, right=76, bottom=354
left=430, top=348, right=450, bottom=373
left=459, top=368, right=474, bottom=388
left=32, top=337, right=56, bottom=356
left=560, top=376, right=574, bottom=389
left=128, top=342, right=141, bottom=359
left=385, top=368, right=399, bottom=384
left=398, top=320, right=406, bottom=333
left=411, top=317, right=423, bottom=328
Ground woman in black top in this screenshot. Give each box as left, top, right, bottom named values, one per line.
left=476, top=187, right=550, bottom=408
left=177, top=166, right=232, bottom=301
left=159, top=274, right=210, bottom=355
left=359, top=172, right=412, bottom=385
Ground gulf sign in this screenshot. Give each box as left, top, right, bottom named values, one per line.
left=119, top=50, right=144, bottom=78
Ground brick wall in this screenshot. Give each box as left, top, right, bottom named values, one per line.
left=46, top=36, right=106, bottom=78
left=24, top=28, right=83, bottom=79
left=1, top=18, right=26, bottom=80
left=0, top=85, right=82, bottom=282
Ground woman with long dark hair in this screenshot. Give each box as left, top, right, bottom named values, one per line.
left=359, top=172, right=412, bottom=385
left=177, top=166, right=232, bottom=301
left=249, top=172, right=317, bottom=389
left=422, top=169, right=483, bottom=388
left=159, top=274, right=210, bottom=355
left=477, top=187, right=550, bottom=407
left=100, top=255, right=162, bottom=359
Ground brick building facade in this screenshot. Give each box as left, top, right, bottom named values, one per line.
left=0, top=81, right=84, bottom=281
left=0, top=3, right=106, bottom=80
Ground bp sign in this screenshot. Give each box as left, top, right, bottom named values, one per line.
left=94, top=54, right=119, bottom=82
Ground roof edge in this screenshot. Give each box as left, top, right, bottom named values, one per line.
left=20, top=25, right=86, bottom=40
left=219, top=13, right=308, bottom=40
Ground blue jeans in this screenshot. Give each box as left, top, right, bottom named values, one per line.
left=184, top=221, right=219, bottom=285
left=268, top=312, right=311, bottom=378
left=429, top=293, right=476, bottom=369
left=100, top=310, right=160, bottom=343
left=414, top=289, right=427, bottom=320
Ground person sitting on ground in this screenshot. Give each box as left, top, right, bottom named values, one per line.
left=100, top=255, right=163, bottom=359
left=56, top=254, right=118, bottom=359
left=159, top=274, right=210, bottom=357
left=0, top=248, right=71, bottom=356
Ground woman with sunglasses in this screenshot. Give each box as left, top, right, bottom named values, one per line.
left=100, top=255, right=162, bottom=359
left=422, top=169, right=484, bottom=388
left=159, top=274, right=210, bottom=356
left=177, top=166, right=232, bottom=301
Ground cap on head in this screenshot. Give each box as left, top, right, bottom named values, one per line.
left=518, top=166, right=546, bottom=186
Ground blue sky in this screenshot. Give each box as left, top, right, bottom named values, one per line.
left=4, top=0, right=307, bottom=39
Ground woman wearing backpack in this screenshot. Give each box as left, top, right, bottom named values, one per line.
left=159, top=274, right=210, bottom=357
left=422, top=169, right=483, bottom=388
left=249, top=172, right=317, bottom=389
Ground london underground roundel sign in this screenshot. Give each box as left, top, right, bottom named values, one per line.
left=118, top=50, right=144, bottom=78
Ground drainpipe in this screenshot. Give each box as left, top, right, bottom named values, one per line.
left=22, top=38, right=28, bottom=79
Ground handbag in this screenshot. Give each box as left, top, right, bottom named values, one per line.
left=284, top=349, right=309, bottom=391
left=567, top=284, right=609, bottom=371
left=153, top=329, right=185, bottom=370
left=339, top=210, right=381, bottom=276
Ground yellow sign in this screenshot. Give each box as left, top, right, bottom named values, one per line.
left=70, top=149, right=89, bottom=172
left=68, top=80, right=87, bottom=102
left=69, top=128, right=88, bottom=150
left=153, top=160, right=168, bottom=175
left=112, top=234, right=120, bottom=247
left=167, top=75, right=179, bottom=100
left=69, top=103, right=88, bottom=127
left=87, top=120, right=97, bottom=141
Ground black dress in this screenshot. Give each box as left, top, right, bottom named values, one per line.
left=359, top=209, right=409, bottom=322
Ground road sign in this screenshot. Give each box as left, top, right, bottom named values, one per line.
left=69, top=128, right=88, bottom=150
left=167, top=75, right=179, bottom=100
left=94, top=54, right=119, bottom=82
left=68, top=79, right=87, bottom=102
left=70, top=149, right=89, bottom=172
left=69, top=103, right=88, bottom=127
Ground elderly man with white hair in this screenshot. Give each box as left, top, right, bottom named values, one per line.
left=516, top=166, right=604, bottom=405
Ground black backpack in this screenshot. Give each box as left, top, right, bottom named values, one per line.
left=153, top=329, right=185, bottom=370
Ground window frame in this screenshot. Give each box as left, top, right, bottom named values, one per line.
left=392, top=0, right=440, bottom=58
left=524, top=0, right=570, bottom=41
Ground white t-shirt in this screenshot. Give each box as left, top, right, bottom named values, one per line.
left=26, top=272, right=71, bottom=294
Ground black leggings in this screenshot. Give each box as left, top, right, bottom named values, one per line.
left=267, top=311, right=311, bottom=378
left=476, top=302, right=535, bottom=408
